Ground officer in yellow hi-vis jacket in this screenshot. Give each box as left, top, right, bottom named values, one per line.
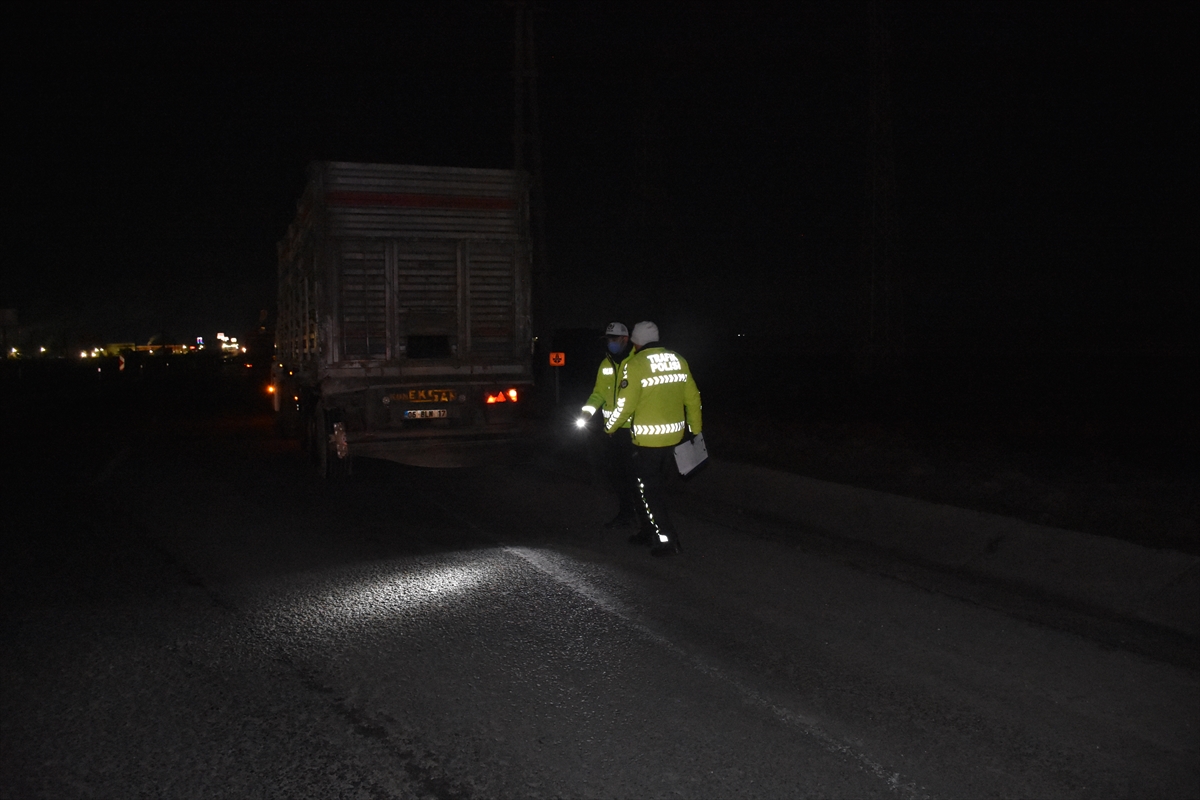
left=577, top=322, right=641, bottom=528
left=605, top=321, right=702, bottom=556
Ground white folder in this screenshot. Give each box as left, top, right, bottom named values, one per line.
left=673, top=432, right=708, bottom=476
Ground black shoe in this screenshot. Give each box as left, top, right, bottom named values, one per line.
left=650, top=540, right=682, bottom=557
left=604, top=513, right=636, bottom=529
left=628, top=530, right=653, bottom=546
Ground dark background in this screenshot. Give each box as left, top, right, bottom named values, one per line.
left=4, top=1, right=1194, bottom=354
left=1, top=0, right=1197, bottom=550
left=4, top=1, right=1198, bottom=488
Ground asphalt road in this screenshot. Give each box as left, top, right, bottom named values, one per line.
left=2, top=373, right=1197, bottom=799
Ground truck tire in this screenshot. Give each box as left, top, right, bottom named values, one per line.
left=312, top=409, right=352, bottom=480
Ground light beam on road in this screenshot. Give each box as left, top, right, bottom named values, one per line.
left=338, top=562, right=493, bottom=617
left=253, top=555, right=504, bottom=639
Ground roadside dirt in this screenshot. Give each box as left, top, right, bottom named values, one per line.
left=708, top=413, right=1198, bottom=556
left=684, top=347, right=1199, bottom=556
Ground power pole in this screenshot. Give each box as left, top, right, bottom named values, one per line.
left=513, top=4, right=525, bottom=174
left=629, top=67, right=672, bottom=310
left=862, top=0, right=901, bottom=375
left=512, top=2, right=548, bottom=337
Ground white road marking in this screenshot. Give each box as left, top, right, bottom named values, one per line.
left=425, top=495, right=932, bottom=799
left=505, top=545, right=931, bottom=800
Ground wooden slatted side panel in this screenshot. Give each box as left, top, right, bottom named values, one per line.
left=302, top=269, right=317, bottom=360
left=395, top=240, right=458, bottom=336
left=340, top=240, right=387, bottom=358
left=468, top=241, right=515, bottom=356
left=321, top=162, right=525, bottom=241
left=277, top=267, right=299, bottom=363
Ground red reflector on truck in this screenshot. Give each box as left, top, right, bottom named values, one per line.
left=325, top=191, right=517, bottom=211
left=485, top=388, right=520, bottom=404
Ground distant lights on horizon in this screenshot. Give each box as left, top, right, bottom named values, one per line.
left=68, top=335, right=248, bottom=359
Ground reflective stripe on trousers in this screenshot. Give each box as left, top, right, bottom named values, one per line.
left=633, top=445, right=675, bottom=543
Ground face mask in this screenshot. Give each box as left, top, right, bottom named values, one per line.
left=607, top=340, right=623, bottom=355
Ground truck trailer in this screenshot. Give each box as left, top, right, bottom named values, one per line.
left=273, top=161, right=534, bottom=473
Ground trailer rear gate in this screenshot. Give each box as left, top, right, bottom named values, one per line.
left=319, top=162, right=529, bottom=364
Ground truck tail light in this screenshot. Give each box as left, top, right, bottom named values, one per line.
left=485, top=388, right=520, bottom=404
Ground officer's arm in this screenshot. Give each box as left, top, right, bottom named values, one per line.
left=578, top=363, right=611, bottom=427
left=684, top=366, right=702, bottom=435
left=604, top=363, right=640, bottom=433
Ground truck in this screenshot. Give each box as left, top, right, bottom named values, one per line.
left=272, top=161, right=535, bottom=473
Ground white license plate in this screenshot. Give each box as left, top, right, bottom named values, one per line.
left=404, top=409, right=447, bottom=419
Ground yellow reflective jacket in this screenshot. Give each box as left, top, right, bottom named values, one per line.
left=581, top=351, right=633, bottom=428
left=604, top=346, right=702, bottom=447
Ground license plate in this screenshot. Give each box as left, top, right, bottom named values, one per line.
left=404, top=409, right=447, bottom=419
left=397, top=389, right=456, bottom=403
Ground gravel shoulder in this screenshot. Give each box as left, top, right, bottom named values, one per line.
left=708, top=413, right=1198, bottom=555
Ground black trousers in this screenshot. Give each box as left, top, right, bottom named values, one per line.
left=607, top=426, right=641, bottom=521
left=632, top=444, right=676, bottom=543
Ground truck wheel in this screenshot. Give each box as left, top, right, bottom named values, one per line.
left=313, top=410, right=352, bottom=479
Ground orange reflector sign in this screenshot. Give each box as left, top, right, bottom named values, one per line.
left=549, top=352, right=565, bottom=367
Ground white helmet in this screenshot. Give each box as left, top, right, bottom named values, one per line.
left=631, top=321, right=659, bottom=346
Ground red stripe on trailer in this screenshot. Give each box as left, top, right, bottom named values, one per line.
left=326, top=191, right=517, bottom=210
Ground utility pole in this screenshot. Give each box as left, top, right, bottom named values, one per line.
left=862, top=0, right=902, bottom=375
left=513, top=4, right=524, bottom=174
left=512, top=2, right=548, bottom=337
left=633, top=72, right=668, bottom=299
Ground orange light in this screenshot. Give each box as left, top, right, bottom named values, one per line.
left=267, top=385, right=276, bottom=394
left=507, top=388, right=519, bottom=402
left=485, top=391, right=506, bottom=404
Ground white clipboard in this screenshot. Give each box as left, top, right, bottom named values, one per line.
left=673, top=432, right=708, bottom=476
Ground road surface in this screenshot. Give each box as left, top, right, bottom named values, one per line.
left=2, top=374, right=1195, bottom=798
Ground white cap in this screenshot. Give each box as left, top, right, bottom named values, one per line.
left=605, top=321, right=629, bottom=337
left=631, top=321, right=659, bottom=346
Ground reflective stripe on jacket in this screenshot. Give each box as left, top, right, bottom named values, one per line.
left=604, top=346, right=701, bottom=446
left=582, top=352, right=632, bottom=427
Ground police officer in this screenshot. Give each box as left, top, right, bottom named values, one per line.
left=577, top=322, right=641, bottom=528
left=604, top=321, right=702, bottom=556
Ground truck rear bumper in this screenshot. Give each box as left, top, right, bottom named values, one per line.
left=346, top=426, right=534, bottom=468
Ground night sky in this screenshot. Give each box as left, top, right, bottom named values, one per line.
left=4, top=1, right=1195, bottom=356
